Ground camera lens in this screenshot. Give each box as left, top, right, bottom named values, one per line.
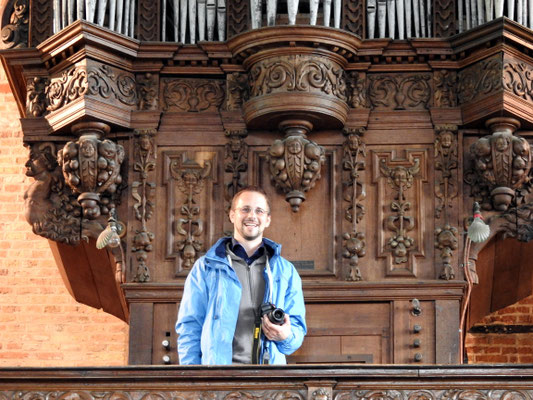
left=269, top=308, right=285, bottom=325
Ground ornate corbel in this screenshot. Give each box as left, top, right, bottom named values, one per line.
left=57, top=122, right=125, bottom=220
left=268, top=120, right=325, bottom=212
left=341, top=127, right=367, bottom=281
left=466, top=117, right=531, bottom=211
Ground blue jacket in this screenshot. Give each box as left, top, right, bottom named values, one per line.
left=176, top=237, right=307, bottom=365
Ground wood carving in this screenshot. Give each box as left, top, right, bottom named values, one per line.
left=379, top=156, right=420, bottom=272
left=224, top=129, right=248, bottom=211
left=45, top=66, right=88, bottom=113
left=335, top=389, right=533, bottom=400
left=131, top=130, right=157, bottom=283
left=86, top=64, right=138, bottom=106
left=24, top=142, right=81, bottom=245
left=57, top=123, right=125, bottom=220
left=162, top=79, right=225, bottom=112
left=457, top=55, right=502, bottom=105
left=434, top=125, right=459, bottom=280
left=268, top=121, right=325, bottom=212
left=503, top=60, right=533, bottom=101
left=433, top=0, right=456, bottom=37
left=248, top=55, right=347, bottom=101
left=169, top=153, right=212, bottom=273
left=137, top=73, right=159, bottom=110
left=434, top=70, right=457, bottom=107
left=29, top=0, right=52, bottom=46
left=342, top=0, right=364, bottom=37
left=226, top=73, right=249, bottom=111
left=137, top=0, right=160, bottom=41
left=342, top=127, right=367, bottom=281
left=26, top=77, right=48, bottom=117
left=1, top=0, right=28, bottom=49
left=347, top=72, right=367, bottom=108
left=368, top=74, right=431, bottom=110
left=466, top=118, right=530, bottom=211
left=227, top=0, right=249, bottom=38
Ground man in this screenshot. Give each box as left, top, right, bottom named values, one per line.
left=176, top=186, right=307, bottom=365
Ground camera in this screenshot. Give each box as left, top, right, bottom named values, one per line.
left=260, top=302, right=285, bottom=325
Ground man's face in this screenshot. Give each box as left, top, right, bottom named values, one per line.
left=229, top=191, right=271, bottom=243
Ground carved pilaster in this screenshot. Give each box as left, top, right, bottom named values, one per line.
left=24, top=142, right=81, bottom=245
left=224, top=129, right=248, bottom=210
left=374, top=150, right=427, bottom=276
left=347, top=72, right=368, bottom=109
left=342, top=0, right=364, bottom=37
left=1, top=0, right=28, bottom=49
left=29, top=0, right=53, bottom=46
left=434, top=71, right=457, bottom=107
left=137, top=0, right=160, bottom=41
left=342, top=127, right=367, bottom=281
left=165, top=152, right=215, bottom=274
left=226, top=73, right=249, bottom=111
left=162, top=79, right=225, bottom=112
left=137, top=73, right=159, bottom=111
left=434, top=125, right=459, bottom=280
left=433, top=0, right=456, bottom=37
left=227, top=0, right=250, bottom=38
left=131, top=130, right=157, bottom=283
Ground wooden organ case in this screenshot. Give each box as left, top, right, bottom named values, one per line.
left=3, top=0, right=533, bottom=366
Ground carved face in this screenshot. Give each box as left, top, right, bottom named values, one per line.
left=80, top=141, right=96, bottom=158
left=440, top=132, right=453, bottom=148
left=229, top=190, right=271, bottom=244
left=287, top=138, right=302, bottom=155
left=392, top=167, right=408, bottom=188
left=139, top=135, right=152, bottom=152
left=494, top=135, right=510, bottom=152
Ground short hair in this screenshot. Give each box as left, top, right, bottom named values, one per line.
left=231, top=186, right=271, bottom=214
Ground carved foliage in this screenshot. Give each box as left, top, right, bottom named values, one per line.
left=26, top=77, right=49, bottom=117
left=503, top=60, right=533, bottom=101
left=380, top=158, right=420, bottom=265
left=368, top=74, right=431, bottom=110
left=23, top=142, right=81, bottom=245
left=334, top=389, right=533, bottom=400
left=45, top=66, right=88, bottom=113
left=248, top=55, right=347, bottom=102
left=226, top=73, right=249, bottom=110
left=1, top=0, right=28, bottom=49
left=433, top=0, right=456, bottom=37
left=434, top=70, right=457, bottom=107
left=162, top=79, right=225, bottom=112
left=131, top=130, right=157, bottom=283
left=87, top=64, right=138, bottom=106
left=458, top=55, right=503, bottom=105
left=342, top=128, right=367, bottom=281
left=169, top=153, right=213, bottom=273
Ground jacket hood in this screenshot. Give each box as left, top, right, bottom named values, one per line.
left=207, top=237, right=281, bottom=264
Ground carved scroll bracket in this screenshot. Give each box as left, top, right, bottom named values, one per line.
left=1, top=0, right=28, bottom=49
left=466, top=117, right=531, bottom=211
left=268, top=120, right=325, bottom=212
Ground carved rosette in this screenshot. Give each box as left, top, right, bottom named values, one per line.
left=467, top=118, right=531, bottom=211
left=268, top=121, right=325, bottom=212
left=57, top=122, right=125, bottom=220
left=342, top=128, right=367, bottom=281
left=131, top=129, right=157, bottom=283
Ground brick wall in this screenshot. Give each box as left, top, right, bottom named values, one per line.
left=0, top=64, right=129, bottom=367
left=465, top=295, right=533, bottom=363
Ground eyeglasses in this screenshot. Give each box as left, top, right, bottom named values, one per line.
left=234, top=206, right=269, bottom=216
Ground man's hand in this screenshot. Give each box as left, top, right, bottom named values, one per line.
left=261, top=313, right=291, bottom=342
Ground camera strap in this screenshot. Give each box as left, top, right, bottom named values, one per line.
left=251, top=315, right=262, bottom=364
